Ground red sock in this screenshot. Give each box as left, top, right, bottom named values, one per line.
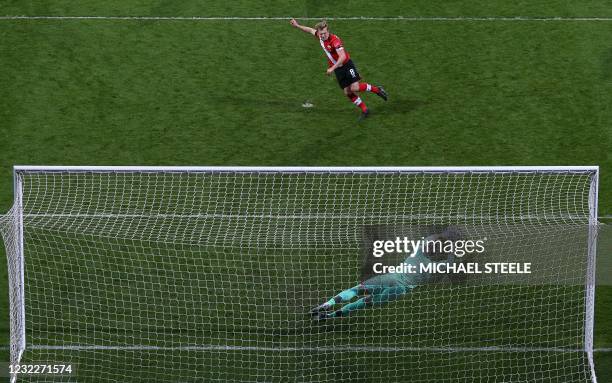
left=358, top=83, right=379, bottom=94
left=349, top=94, right=368, bottom=112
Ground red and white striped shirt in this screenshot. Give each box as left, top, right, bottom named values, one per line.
left=315, top=31, right=351, bottom=68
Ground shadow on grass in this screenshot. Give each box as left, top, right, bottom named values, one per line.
left=372, top=96, right=429, bottom=116
left=601, top=47, right=612, bottom=80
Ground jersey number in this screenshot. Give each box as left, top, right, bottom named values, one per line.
left=349, top=68, right=356, bottom=78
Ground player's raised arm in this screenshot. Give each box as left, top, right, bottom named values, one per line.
left=290, top=18, right=316, bottom=36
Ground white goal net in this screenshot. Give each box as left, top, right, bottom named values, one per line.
left=0, top=166, right=599, bottom=383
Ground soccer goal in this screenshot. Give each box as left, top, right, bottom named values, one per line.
left=0, top=166, right=599, bottom=383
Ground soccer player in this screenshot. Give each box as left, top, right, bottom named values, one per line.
left=290, top=18, right=388, bottom=120
left=310, top=228, right=463, bottom=319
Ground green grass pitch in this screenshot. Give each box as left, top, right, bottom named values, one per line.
left=0, top=0, right=611, bottom=381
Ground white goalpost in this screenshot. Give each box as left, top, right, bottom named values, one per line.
left=0, top=166, right=599, bottom=382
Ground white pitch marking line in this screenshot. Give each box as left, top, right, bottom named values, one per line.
left=28, top=344, right=612, bottom=352
left=1, top=16, right=612, bottom=21
left=22, top=213, right=592, bottom=220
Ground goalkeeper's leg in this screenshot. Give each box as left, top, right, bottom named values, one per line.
left=323, top=285, right=412, bottom=319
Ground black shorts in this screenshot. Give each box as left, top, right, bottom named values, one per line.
left=334, top=59, right=361, bottom=89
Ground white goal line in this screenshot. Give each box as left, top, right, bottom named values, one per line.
left=2, top=16, right=612, bottom=22
left=29, top=344, right=608, bottom=353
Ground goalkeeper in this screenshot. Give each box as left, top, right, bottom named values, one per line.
left=311, top=227, right=464, bottom=320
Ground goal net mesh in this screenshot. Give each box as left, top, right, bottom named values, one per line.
left=0, top=168, right=598, bottom=382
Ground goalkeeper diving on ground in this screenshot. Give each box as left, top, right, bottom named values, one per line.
left=310, top=227, right=466, bottom=320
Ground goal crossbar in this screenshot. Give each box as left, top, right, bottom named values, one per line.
left=13, top=165, right=600, bottom=172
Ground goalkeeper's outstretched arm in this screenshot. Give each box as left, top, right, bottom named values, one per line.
left=311, top=281, right=412, bottom=319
